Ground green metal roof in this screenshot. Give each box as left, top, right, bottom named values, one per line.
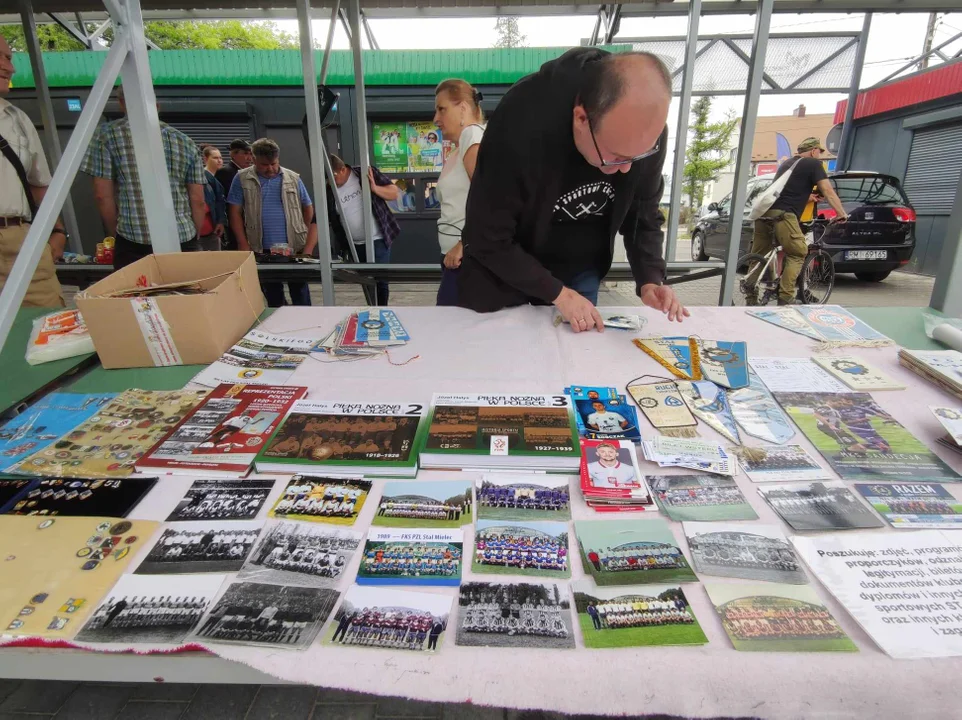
left=10, top=46, right=628, bottom=89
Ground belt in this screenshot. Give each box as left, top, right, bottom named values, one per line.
left=0, top=217, right=27, bottom=228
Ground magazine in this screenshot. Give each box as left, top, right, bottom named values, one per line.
left=255, top=401, right=425, bottom=477
left=191, top=329, right=317, bottom=388
left=812, top=355, right=905, bottom=391
left=10, top=389, right=208, bottom=478
left=854, top=482, right=962, bottom=529
left=899, top=349, right=962, bottom=400
left=418, top=394, right=580, bottom=472
left=137, top=384, right=308, bottom=477
left=774, top=391, right=959, bottom=482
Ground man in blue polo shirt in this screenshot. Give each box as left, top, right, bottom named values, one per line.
left=228, top=138, right=316, bottom=307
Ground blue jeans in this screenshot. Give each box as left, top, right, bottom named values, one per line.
left=436, top=256, right=460, bottom=306
left=262, top=282, right=311, bottom=308
left=355, top=239, right=391, bottom=306
left=565, top=269, right=601, bottom=305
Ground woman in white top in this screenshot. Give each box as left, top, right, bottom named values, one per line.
left=433, top=78, right=485, bottom=306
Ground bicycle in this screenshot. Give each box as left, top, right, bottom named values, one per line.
left=733, top=217, right=837, bottom=306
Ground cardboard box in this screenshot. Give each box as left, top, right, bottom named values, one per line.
left=76, top=251, right=265, bottom=369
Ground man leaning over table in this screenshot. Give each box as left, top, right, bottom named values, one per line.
left=456, top=47, right=689, bottom=332
left=0, top=34, right=65, bottom=307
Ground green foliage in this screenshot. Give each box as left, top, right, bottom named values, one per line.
left=0, top=24, right=88, bottom=52
left=683, top=96, right=738, bottom=210
left=1, top=20, right=297, bottom=53
left=493, top=17, right=526, bottom=49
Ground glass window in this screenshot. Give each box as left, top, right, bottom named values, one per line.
left=831, top=176, right=907, bottom=204
left=718, top=194, right=731, bottom=213
left=387, top=178, right=417, bottom=214
left=746, top=179, right=771, bottom=205
left=424, top=181, right=441, bottom=211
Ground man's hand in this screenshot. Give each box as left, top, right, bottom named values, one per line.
left=640, top=283, right=689, bottom=322
left=553, top=286, right=604, bottom=333
left=443, top=241, right=463, bottom=270
left=48, top=231, right=66, bottom=262
left=368, top=167, right=377, bottom=188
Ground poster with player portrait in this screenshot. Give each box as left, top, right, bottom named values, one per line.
left=568, top=386, right=640, bottom=441
left=774, top=392, right=959, bottom=482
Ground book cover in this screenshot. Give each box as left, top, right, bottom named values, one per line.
left=774, top=391, right=959, bottom=482
left=191, top=329, right=317, bottom=388
left=812, top=356, right=905, bottom=391
left=11, top=389, right=208, bottom=479
left=256, top=401, right=425, bottom=476
left=854, top=482, right=962, bottom=529
left=137, top=384, right=308, bottom=476
left=0, top=392, right=115, bottom=472
left=420, top=394, right=579, bottom=468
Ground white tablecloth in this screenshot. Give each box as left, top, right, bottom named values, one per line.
left=10, top=305, right=962, bottom=719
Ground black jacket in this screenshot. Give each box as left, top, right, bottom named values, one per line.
left=457, top=47, right=669, bottom=313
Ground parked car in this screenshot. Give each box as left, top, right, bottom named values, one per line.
left=691, top=171, right=916, bottom=282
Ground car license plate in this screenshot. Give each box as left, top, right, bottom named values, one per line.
left=845, top=250, right=888, bottom=260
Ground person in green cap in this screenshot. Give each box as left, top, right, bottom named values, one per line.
left=751, top=136, right=848, bottom=305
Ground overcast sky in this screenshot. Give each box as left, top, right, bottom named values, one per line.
left=278, top=11, right=961, bottom=174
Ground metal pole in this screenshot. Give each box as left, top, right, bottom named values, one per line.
left=347, top=0, right=375, bottom=276
left=319, top=0, right=340, bottom=86
left=929, top=170, right=962, bottom=316
left=297, top=0, right=335, bottom=306
left=873, top=31, right=962, bottom=86
left=664, top=0, right=701, bottom=264
left=717, top=0, right=773, bottom=306
left=20, top=0, right=83, bottom=253
left=117, top=0, right=180, bottom=253
left=0, top=39, right=127, bottom=354
left=836, top=13, right=872, bottom=172
left=589, top=12, right=601, bottom=46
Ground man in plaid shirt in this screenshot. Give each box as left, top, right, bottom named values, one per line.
left=326, top=154, right=400, bottom=306
left=81, top=88, right=207, bottom=269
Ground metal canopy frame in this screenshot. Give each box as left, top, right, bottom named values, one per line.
left=1, top=0, right=959, bottom=357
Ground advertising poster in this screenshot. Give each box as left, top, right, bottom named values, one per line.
left=407, top=121, right=444, bottom=172
left=372, top=122, right=408, bottom=173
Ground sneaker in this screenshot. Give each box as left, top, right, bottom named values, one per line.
left=777, top=297, right=801, bottom=306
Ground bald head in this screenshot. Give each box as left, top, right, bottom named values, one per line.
left=0, top=35, right=14, bottom=96
left=573, top=51, right=672, bottom=174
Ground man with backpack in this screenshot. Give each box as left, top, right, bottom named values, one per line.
left=751, top=136, right=848, bottom=305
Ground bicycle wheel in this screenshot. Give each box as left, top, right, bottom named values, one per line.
left=798, top=249, right=835, bottom=305
left=732, top=253, right=777, bottom=306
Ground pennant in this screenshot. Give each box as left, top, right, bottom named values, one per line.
left=677, top=380, right=741, bottom=445
left=745, top=308, right=822, bottom=340
left=626, top=379, right=698, bottom=438
left=633, top=337, right=701, bottom=380
left=693, top=340, right=750, bottom=389
left=727, top=371, right=796, bottom=445
left=799, top=306, right=892, bottom=345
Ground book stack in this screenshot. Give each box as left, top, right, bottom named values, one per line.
left=254, top=400, right=426, bottom=477
left=314, top=308, right=410, bottom=359
left=578, top=438, right=653, bottom=512
left=417, top=394, right=580, bottom=472
left=899, top=349, right=962, bottom=400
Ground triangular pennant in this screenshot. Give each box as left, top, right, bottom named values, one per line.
left=626, top=379, right=698, bottom=438
left=693, top=340, right=750, bottom=389
left=745, top=308, right=822, bottom=340
left=633, top=337, right=701, bottom=380
left=677, top=380, right=741, bottom=445
left=727, top=371, right=796, bottom=444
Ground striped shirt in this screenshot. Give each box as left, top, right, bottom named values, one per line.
left=80, top=118, right=206, bottom=245
left=227, top=171, right=312, bottom=248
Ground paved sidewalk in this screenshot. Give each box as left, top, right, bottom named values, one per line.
left=0, top=679, right=756, bottom=720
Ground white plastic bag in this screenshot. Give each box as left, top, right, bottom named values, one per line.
left=25, top=309, right=95, bottom=365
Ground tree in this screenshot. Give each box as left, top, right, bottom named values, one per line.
left=682, top=96, right=738, bottom=210
left=1, top=20, right=297, bottom=53
left=493, top=17, right=526, bottom=48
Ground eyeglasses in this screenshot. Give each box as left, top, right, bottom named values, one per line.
left=587, top=115, right=660, bottom=167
